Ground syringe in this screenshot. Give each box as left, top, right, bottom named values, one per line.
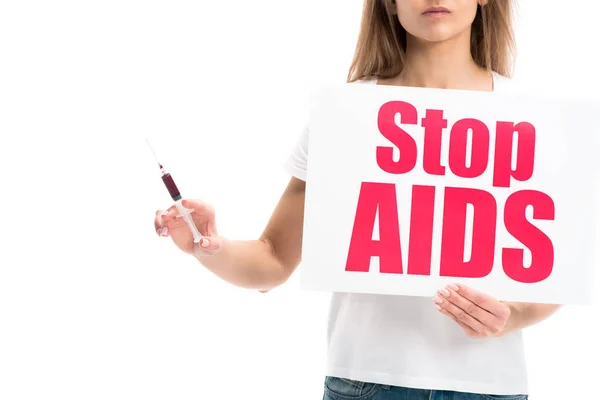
left=146, top=140, right=203, bottom=244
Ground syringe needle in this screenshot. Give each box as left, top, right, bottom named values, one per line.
left=145, top=138, right=163, bottom=168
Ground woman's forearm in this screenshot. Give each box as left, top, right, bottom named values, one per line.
left=192, top=237, right=290, bottom=291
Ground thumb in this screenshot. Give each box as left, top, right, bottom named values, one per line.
left=195, top=235, right=223, bottom=254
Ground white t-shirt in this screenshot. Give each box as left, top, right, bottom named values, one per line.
left=284, top=72, right=529, bottom=396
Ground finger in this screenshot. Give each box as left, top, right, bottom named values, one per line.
left=454, top=283, right=510, bottom=319
left=206, top=218, right=219, bottom=237
left=436, top=306, right=479, bottom=337
left=154, top=210, right=169, bottom=234
left=439, top=285, right=498, bottom=327
left=434, top=294, right=489, bottom=335
left=155, top=207, right=177, bottom=224
left=194, top=236, right=223, bottom=255
left=161, top=205, right=178, bottom=220
left=156, top=206, right=185, bottom=235
left=181, top=199, right=215, bottom=217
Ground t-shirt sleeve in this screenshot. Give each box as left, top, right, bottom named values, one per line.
left=284, top=125, right=309, bottom=181
left=283, top=79, right=376, bottom=181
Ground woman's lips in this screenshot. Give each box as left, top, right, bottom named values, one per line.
left=422, top=7, right=451, bottom=18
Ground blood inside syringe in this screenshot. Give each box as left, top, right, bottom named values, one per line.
left=160, top=166, right=182, bottom=201
left=146, top=139, right=183, bottom=201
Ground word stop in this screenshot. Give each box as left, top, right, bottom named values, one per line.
left=345, top=101, right=555, bottom=284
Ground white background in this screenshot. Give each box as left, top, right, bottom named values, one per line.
left=0, top=1, right=598, bottom=399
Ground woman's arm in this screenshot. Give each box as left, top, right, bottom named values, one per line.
left=193, top=177, right=306, bottom=291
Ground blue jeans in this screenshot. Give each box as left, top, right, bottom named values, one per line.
left=323, top=377, right=528, bottom=400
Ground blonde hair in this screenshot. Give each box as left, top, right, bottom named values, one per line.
left=347, top=0, right=516, bottom=82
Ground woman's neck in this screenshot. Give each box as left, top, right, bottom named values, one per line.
left=385, top=30, right=492, bottom=92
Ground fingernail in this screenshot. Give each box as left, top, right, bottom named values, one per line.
left=161, top=211, right=169, bottom=216
left=434, top=304, right=442, bottom=311
left=200, top=238, right=210, bottom=248
left=160, top=227, right=168, bottom=236
left=156, top=228, right=161, bottom=236
left=448, top=283, right=459, bottom=291
left=440, top=288, right=450, bottom=298
left=433, top=295, right=443, bottom=304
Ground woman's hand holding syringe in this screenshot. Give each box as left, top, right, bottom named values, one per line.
left=154, top=199, right=222, bottom=255
left=154, top=198, right=290, bottom=291
left=148, top=139, right=300, bottom=291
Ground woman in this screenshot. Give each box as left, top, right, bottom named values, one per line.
left=154, top=1, right=560, bottom=399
